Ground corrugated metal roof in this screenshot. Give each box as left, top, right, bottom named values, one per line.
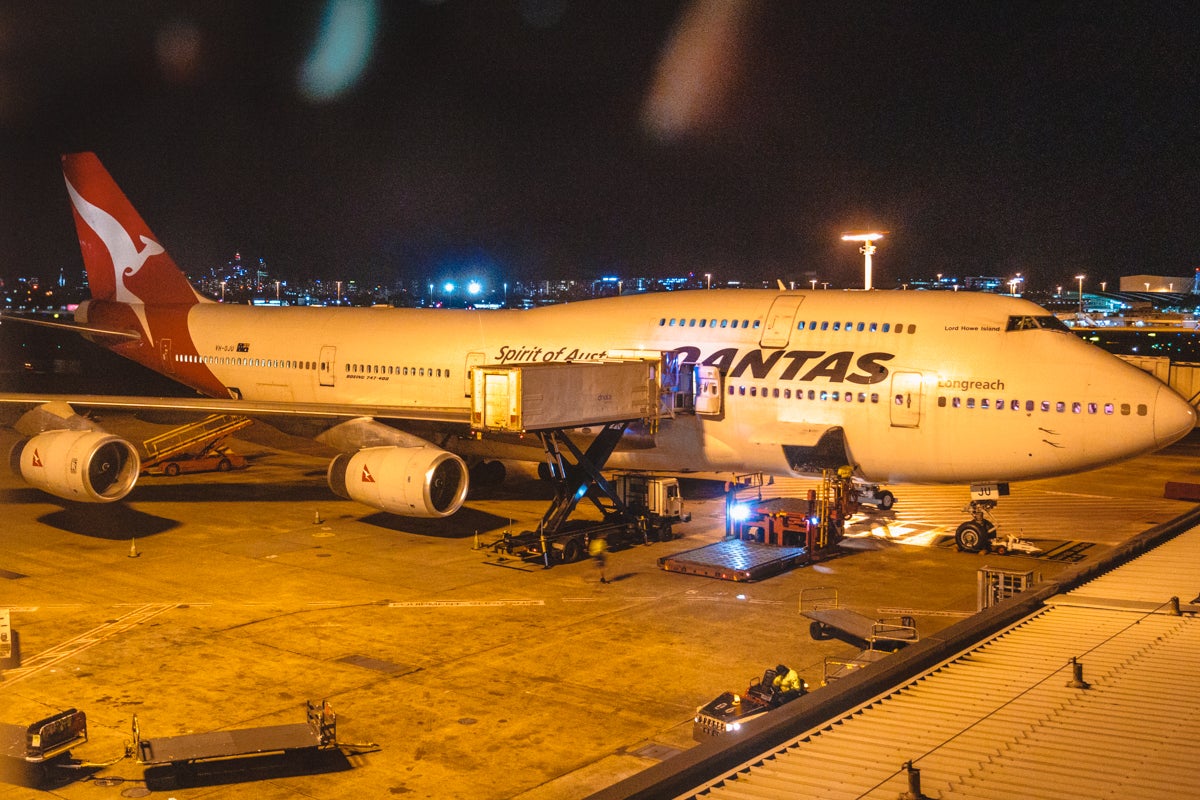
left=681, top=526, right=1200, bottom=800
left=1062, top=524, right=1200, bottom=607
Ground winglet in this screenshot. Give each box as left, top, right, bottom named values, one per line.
left=62, top=153, right=203, bottom=306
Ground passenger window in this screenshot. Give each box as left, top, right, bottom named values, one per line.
left=1041, top=401, right=1050, bottom=412
left=820, top=391, right=829, bottom=401
left=938, top=397, right=947, bottom=407
left=784, top=389, right=791, bottom=399
left=869, top=322, right=878, bottom=332
left=1089, top=403, right=1098, bottom=414
left=1072, top=402, right=1082, bottom=413
left=1121, top=403, right=1130, bottom=415
left=882, top=323, right=891, bottom=332
left=857, top=322, right=865, bottom=331
left=966, top=398, right=975, bottom=409
left=808, top=390, right=816, bottom=400
left=739, top=386, right=745, bottom=395
left=870, top=393, right=879, bottom=403
left=980, top=399, right=989, bottom=409
left=1025, top=400, right=1034, bottom=412
left=1138, top=404, right=1148, bottom=416
left=1105, top=403, right=1114, bottom=414
left=820, top=321, right=829, bottom=330
left=907, top=324, right=916, bottom=334
left=750, top=387, right=756, bottom=396
left=952, top=397, right=961, bottom=408
left=1011, top=400, right=1020, bottom=411
left=833, top=322, right=841, bottom=331
left=1056, top=401, right=1065, bottom=412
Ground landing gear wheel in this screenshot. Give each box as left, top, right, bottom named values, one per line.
left=809, top=621, right=834, bottom=641
left=877, top=490, right=895, bottom=511
left=217, top=458, right=232, bottom=472
left=955, top=520, right=996, bottom=553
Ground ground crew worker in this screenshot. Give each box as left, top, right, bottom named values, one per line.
left=772, top=664, right=801, bottom=697
left=588, top=536, right=608, bottom=584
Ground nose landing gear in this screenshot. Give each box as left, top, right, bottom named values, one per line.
left=955, top=500, right=998, bottom=553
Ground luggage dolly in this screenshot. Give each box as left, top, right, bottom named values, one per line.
left=800, top=587, right=919, bottom=650
left=133, top=700, right=337, bottom=768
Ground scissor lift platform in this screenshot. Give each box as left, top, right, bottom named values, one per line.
left=135, top=700, right=335, bottom=766
left=659, top=539, right=810, bottom=582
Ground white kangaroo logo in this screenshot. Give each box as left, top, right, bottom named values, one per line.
left=65, top=177, right=160, bottom=344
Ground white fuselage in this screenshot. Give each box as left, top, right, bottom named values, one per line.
left=157, top=289, right=1195, bottom=484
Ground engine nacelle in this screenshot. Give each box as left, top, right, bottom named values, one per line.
left=9, top=429, right=141, bottom=503
left=327, top=445, right=469, bottom=518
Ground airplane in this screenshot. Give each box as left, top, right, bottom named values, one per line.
left=0, top=152, right=1195, bottom=553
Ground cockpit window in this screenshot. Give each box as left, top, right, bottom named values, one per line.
left=1006, top=315, right=1070, bottom=332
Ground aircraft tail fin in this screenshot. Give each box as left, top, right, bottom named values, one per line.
left=61, top=153, right=204, bottom=307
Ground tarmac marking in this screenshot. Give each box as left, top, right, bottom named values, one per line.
left=387, top=600, right=546, bottom=608
left=0, top=603, right=176, bottom=689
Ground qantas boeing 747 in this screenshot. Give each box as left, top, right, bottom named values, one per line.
left=1, top=153, right=1195, bottom=550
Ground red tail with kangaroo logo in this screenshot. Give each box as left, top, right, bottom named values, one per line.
left=62, top=153, right=224, bottom=395
left=62, top=152, right=203, bottom=307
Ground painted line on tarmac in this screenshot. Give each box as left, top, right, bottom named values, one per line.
left=388, top=599, right=546, bottom=608
left=0, top=603, right=176, bottom=689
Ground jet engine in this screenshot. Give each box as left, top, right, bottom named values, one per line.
left=327, top=445, right=469, bottom=518
left=8, top=429, right=141, bottom=503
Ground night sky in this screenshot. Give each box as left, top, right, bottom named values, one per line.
left=2, top=0, right=1199, bottom=292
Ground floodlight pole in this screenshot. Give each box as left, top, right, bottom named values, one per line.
left=841, top=232, right=886, bottom=290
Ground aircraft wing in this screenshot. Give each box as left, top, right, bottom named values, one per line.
left=0, top=392, right=472, bottom=424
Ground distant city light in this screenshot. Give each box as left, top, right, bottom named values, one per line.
left=443, top=282, right=455, bottom=294
left=467, top=280, right=482, bottom=295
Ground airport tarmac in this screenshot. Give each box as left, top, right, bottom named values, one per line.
left=1, top=429, right=1198, bottom=799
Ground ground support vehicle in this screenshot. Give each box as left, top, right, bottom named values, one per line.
left=0, top=709, right=88, bottom=786
left=146, top=444, right=248, bottom=477
left=484, top=474, right=689, bottom=567
left=693, top=667, right=808, bottom=740
left=800, top=587, right=918, bottom=650
left=658, top=539, right=810, bottom=582
left=141, top=413, right=252, bottom=476
left=134, top=700, right=336, bottom=768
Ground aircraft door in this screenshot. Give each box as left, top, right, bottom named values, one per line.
left=318, top=346, right=337, bottom=387
left=890, top=371, right=923, bottom=427
left=759, top=295, right=805, bottom=349
left=159, top=338, right=174, bottom=374
left=694, top=365, right=723, bottom=415
left=465, top=351, right=485, bottom=398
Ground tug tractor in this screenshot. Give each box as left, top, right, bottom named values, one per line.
left=692, top=666, right=808, bottom=740
left=836, top=466, right=896, bottom=512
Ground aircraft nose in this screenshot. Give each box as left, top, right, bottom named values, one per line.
left=1154, top=384, right=1196, bottom=448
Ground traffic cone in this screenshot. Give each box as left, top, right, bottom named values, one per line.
left=313, top=509, right=323, bottom=525
left=128, top=537, right=140, bottom=558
